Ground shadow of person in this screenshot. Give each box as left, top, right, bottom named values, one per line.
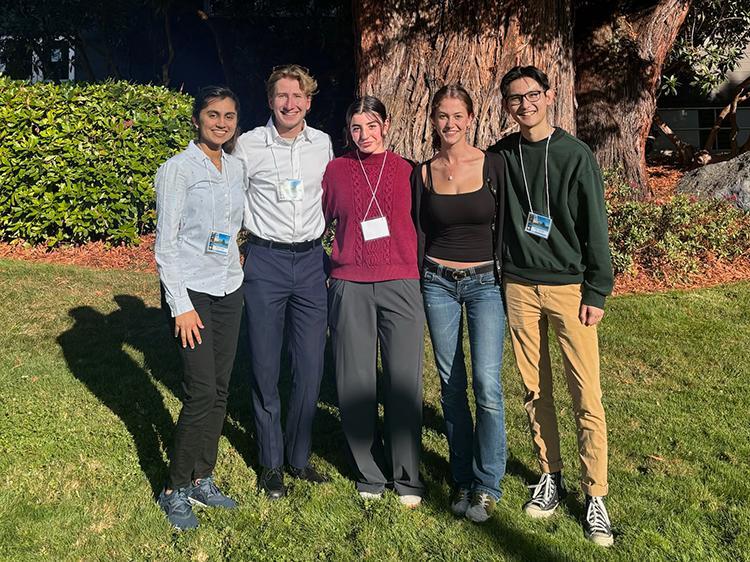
left=112, top=295, right=259, bottom=476
left=58, top=302, right=175, bottom=497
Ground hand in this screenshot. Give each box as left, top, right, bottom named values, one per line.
left=174, top=310, right=204, bottom=349
left=579, top=304, right=604, bottom=327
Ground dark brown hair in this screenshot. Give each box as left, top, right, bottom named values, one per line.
left=344, top=95, right=388, bottom=148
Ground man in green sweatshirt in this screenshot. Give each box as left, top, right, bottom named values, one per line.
left=488, top=66, right=614, bottom=547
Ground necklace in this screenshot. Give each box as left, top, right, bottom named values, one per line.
left=442, top=157, right=455, bottom=181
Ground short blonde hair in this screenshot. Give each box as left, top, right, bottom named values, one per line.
left=266, top=64, right=319, bottom=99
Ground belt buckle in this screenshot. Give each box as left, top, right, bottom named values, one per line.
left=451, top=269, right=468, bottom=281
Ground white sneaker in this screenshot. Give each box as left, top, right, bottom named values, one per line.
left=398, top=494, right=422, bottom=508
left=358, top=490, right=383, bottom=500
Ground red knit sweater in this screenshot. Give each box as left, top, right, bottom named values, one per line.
left=322, top=150, right=419, bottom=282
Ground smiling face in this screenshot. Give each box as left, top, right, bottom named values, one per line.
left=349, top=112, right=389, bottom=154
left=431, top=96, right=473, bottom=149
left=503, top=76, right=555, bottom=134
left=269, top=76, right=311, bottom=138
left=192, top=96, right=238, bottom=151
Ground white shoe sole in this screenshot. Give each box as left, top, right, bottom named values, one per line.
left=585, top=531, right=614, bottom=547
left=359, top=491, right=383, bottom=500
left=398, top=495, right=422, bottom=508
left=523, top=503, right=559, bottom=519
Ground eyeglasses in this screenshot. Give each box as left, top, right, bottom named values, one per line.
left=505, top=90, right=545, bottom=107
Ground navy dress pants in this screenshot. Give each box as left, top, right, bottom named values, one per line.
left=242, top=242, right=327, bottom=470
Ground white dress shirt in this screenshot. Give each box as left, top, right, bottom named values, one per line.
left=236, top=118, right=334, bottom=243
left=154, top=141, right=247, bottom=317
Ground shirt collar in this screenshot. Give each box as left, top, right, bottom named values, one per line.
left=264, top=117, right=313, bottom=146
left=187, top=139, right=228, bottom=163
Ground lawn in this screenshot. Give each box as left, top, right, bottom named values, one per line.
left=1, top=258, right=748, bottom=561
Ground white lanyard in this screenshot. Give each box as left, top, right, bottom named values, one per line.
left=202, top=156, right=232, bottom=232
left=356, top=150, right=388, bottom=220
left=518, top=132, right=552, bottom=217
left=269, top=140, right=300, bottom=184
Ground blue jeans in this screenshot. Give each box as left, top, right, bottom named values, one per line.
left=422, top=264, right=507, bottom=499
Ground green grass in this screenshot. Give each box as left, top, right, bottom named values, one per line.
left=1, top=258, right=748, bottom=561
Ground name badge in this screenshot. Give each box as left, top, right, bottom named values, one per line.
left=277, top=178, right=304, bottom=202
left=207, top=231, right=231, bottom=255
left=525, top=212, right=552, bottom=239
left=361, top=216, right=390, bottom=241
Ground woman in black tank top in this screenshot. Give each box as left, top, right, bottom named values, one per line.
left=410, top=85, right=508, bottom=523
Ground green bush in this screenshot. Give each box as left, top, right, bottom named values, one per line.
left=605, top=170, right=750, bottom=279
left=0, top=78, right=193, bottom=246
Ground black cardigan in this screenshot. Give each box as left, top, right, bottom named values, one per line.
left=410, top=151, right=506, bottom=284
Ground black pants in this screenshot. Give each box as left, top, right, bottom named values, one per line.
left=163, top=286, right=243, bottom=489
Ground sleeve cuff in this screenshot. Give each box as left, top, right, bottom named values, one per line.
left=168, top=294, right=195, bottom=317
left=582, top=288, right=606, bottom=309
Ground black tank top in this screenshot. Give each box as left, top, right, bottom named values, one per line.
left=424, top=161, right=495, bottom=262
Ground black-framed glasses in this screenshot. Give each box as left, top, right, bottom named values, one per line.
left=505, top=90, right=545, bottom=107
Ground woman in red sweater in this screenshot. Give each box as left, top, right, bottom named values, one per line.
left=322, top=96, right=425, bottom=507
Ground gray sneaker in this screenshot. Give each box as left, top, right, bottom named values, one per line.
left=158, top=488, right=198, bottom=530
left=187, top=475, right=237, bottom=509
left=450, top=487, right=471, bottom=516
left=523, top=472, right=566, bottom=519
left=465, top=491, right=496, bottom=523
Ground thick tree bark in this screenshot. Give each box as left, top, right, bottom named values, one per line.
left=574, top=0, right=691, bottom=199
left=353, top=0, right=575, bottom=163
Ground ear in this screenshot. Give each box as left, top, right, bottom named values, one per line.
left=544, top=88, right=556, bottom=106
left=192, top=116, right=199, bottom=129
left=382, top=117, right=391, bottom=136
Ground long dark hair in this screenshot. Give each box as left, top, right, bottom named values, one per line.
left=192, top=86, right=241, bottom=153
left=344, top=95, right=388, bottom=149
left=429, top=85, right=474, bottom=150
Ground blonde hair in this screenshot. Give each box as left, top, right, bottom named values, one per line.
left=266, top=64, right=319, bottom=99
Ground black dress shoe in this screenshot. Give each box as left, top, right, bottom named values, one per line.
left=287, top=464, right=330, bottom=484
left=258, top=467, right=286, bottom=500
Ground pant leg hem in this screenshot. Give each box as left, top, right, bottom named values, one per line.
left=582, top=483, right=609, bottom=497
left=539, top=460, right=564, bottom=473
left=472, top=485, right=501, bottom=501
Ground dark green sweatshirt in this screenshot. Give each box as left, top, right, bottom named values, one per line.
left=487, top=128, right=613, bottom=309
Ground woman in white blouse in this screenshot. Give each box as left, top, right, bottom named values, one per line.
left=154, top=86, right=247, bottom=531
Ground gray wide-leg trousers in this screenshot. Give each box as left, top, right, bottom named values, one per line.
left=328, top=278, right=425, bottom=496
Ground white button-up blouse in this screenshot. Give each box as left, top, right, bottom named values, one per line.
left=154, top=140, right=248, bottom=317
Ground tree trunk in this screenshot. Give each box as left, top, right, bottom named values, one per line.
left=353, top=0, right=575, bottom=163
left=574, top=0, right=691, bottom=199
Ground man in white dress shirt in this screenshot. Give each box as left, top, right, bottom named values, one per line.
left=236, top=65, right=333, bottom=499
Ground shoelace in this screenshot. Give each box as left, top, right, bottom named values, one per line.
left=527, top=473, right=556, bottom=506
left=170, top=488, right=192, bottom=514
left=454, top=488, right=471, bottom=505
left=472, top=492, right=492, bottom=508
left=199, top=476, right=221, bottom=498
left=585, top=496, right=611, bottom=534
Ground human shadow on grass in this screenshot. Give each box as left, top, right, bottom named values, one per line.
left=58, top=295, right=350, bottom=496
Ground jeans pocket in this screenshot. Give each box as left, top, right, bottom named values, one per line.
left=422, top=270, right=436, bottom=283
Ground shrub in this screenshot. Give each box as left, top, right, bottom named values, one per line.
left=605, top=170, right=750, bottom=279
left=0, top=78, right=193, bottom=246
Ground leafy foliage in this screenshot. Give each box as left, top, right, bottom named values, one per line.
left=606, top=169, right=750, bottom=278
left=0, top=78, right=193, bottom=246
left=662, top=0, right=750, bottom=96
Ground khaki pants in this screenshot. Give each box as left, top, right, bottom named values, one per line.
left=504, top=280, right=608, bottom=497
